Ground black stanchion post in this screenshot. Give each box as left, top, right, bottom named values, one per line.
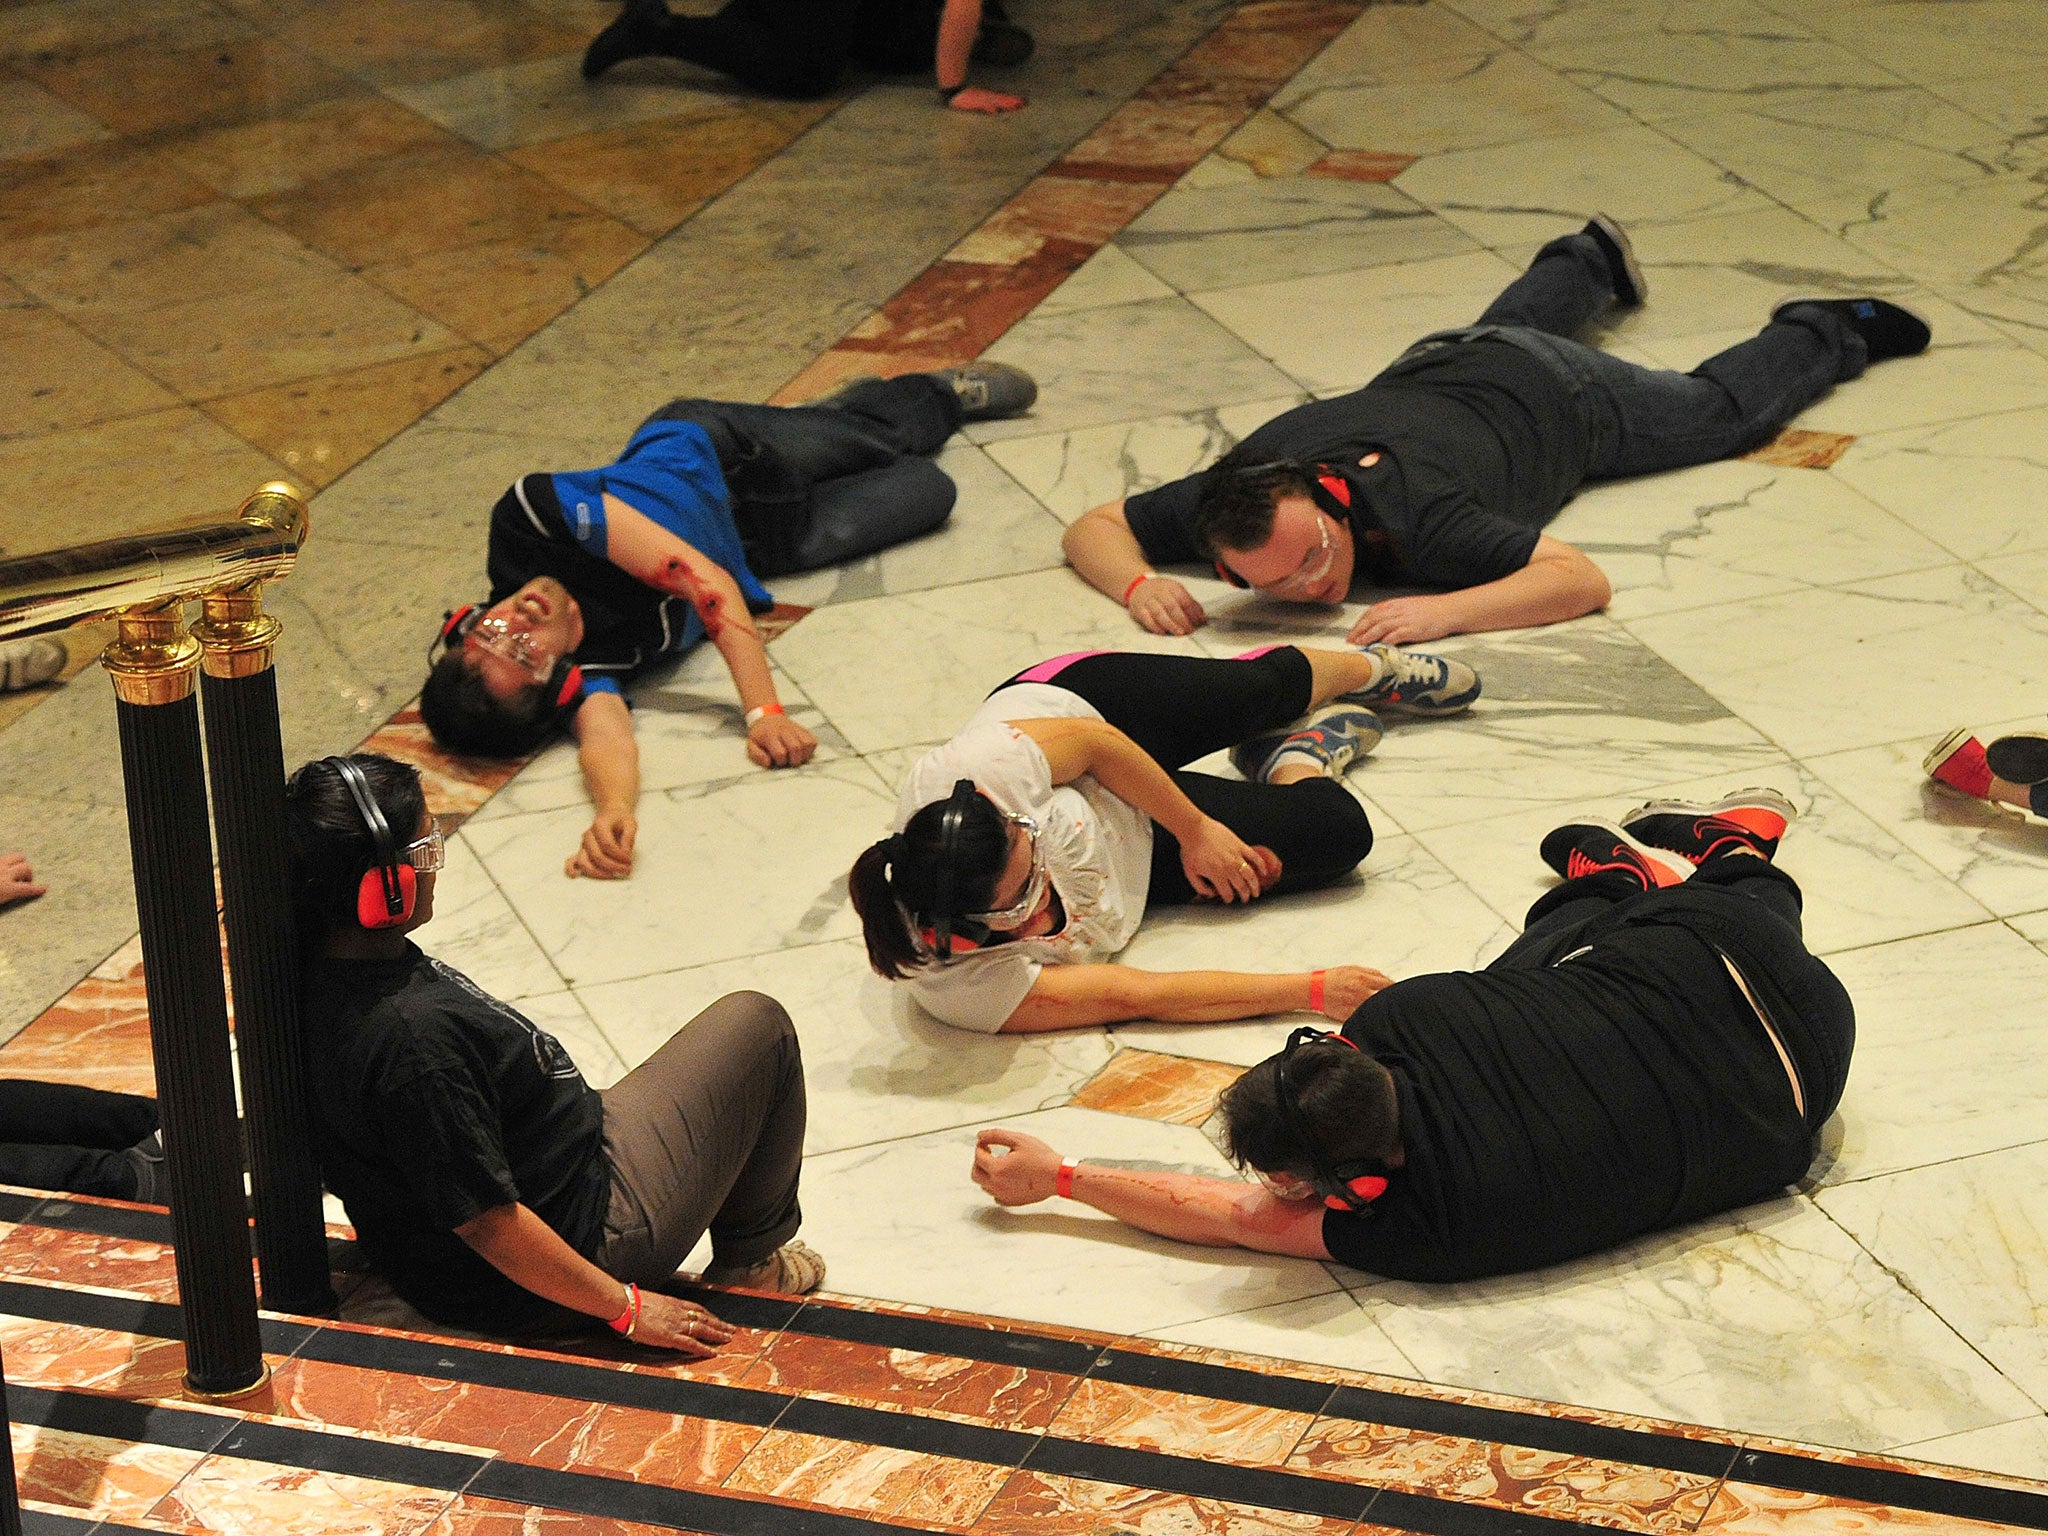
left=105, top=599, right=267, bottom=1399
left=0, top=1347, right=21, bottom=1536
left=196, top=562, right=335, bottom=1317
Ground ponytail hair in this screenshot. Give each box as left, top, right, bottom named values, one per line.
left=847, top=792, right=1011, bottom=979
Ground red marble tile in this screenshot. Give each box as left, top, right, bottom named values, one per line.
left=756, top=603, right=812, bottom=644
left=838, top=243, right=1091, bottom=359
left=739, top=1329, right=1078, bottom=1431
left=947, top=178, right=1166, bottom=266
left=1305, top=150, right=1418, bottom=183
left=1742, top=428, right=1856, bottom=470
left=0, top=1222, right=183, bottom=1301
left=262, top=1356, right=604, bottom=1459
left=10, top=1422, right=208, bottom=1523
left=1135, top=73, right=1276, bottom=112
left=146, top=1450, right=457, bottom=1536
left=0, top=974, right=157, bottom=1095
left=972, top=1468, right=1356, bottom=1535
left=768, top=349, right=961, bottom=408
left=402, top=1493, right=709, bottom=1536
left=1070, top=1049, right=1243, bottom=1125
left=1050, top=102, right=1249, bottom=184
left=352, top=704, right=527, bottom=828
left=0, top=1315, right=189, bottom=1399
left=1170, top=0, right=1367, bottom=84
left=530, top=1401, right=761, bottom=1487
left=1049, top=1377, right=1316, bottom=1468
left=724, top=1428, right=1011, bottom=1528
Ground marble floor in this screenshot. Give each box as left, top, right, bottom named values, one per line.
left=5, top=0, right=2048, bottom=1521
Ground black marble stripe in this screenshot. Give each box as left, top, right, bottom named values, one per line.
left=1738, top=1448, right=2048, bottom=1531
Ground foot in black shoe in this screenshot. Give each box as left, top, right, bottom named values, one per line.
left=1620, top=787, right=1795, bottom=864
left=1582, top=212, right=1646, bottom=308
left=1772, top=296, right=1931, bottom=362
left=583, top=0, right=670, bottom=78
left=933, top=361, right=1036, bottom=420
left=1985, top=732, right=2048, bottom=785
left=1538, top=820, right=1692, bottom=889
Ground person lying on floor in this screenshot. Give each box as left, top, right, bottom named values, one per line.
left=286, top=752, right=823, bottom=1354
left=0, top=1079, right=162, bottom=1202
left=973, top=790, right=1856, bottom=1282
left=848, top=643, right=1479, bottom=1034
left=421, top=365, right=1036, bottom=881
left=1062, top=211, right=1931, bottom=647
left=1925, top=728, right=2048, bottom=821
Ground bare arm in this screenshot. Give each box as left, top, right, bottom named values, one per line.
left=972, top=1127, right=1332, bottom=1258
left=1348, top=535, right=1611, bottom=646
left=566, top=690, right=639, bottom=879
left=935, top=0, right=1024, bottom=112
left=1061, top=500, right=1206, bottom=635
left=998, top=961, right=1388, bottom=1033
left=454, top=1202, right=739, bottom=1355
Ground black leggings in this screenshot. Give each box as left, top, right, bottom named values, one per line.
left=0, top=1080, right=158, bottom=1200
left=989, top=647, right=1374, bottom=906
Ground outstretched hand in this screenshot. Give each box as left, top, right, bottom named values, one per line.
left=1315, top=964, right=1394, bottom=1021
left=628, top=1291, right=738, bottom=1357
left=566, top=810, right=636, bottom=879
left=747, top=713, right=817, bottom=769
left=1179, top=817, right=1281, bottom=903
left=1347, top=595, right=1456, bottom=647
left=972, top=1127, right=1061, bottom=1206
left=0, top=851, right=44, bottom=908
left=1127, top=575, right=1207, bottom=636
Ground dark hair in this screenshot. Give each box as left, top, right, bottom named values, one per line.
left=1192, top=449, right=1317, bottom=560
left=1220, top=1041, right=1400, bottom=1177
left=284, top=754, right=428, bottom=950
left=418, top=649, right=556, bottom=759
left=847, top=791, right=1010, bottom=979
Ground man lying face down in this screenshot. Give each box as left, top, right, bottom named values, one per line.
left=974, top=790, right=1855, bottom=1282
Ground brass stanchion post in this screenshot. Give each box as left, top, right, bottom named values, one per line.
left=104, top=600, right=267, bottom=1399
left=194, top=487, right=333, bottom=1316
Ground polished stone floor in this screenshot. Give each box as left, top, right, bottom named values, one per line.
left=5, top=0, right=2048, bottom=1516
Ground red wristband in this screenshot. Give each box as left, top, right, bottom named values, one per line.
left=1121, top=571, right=1156, bottom=606
left=1056, top=1155, right=1079, bottom=1198
left=1309, top=969, right=1326, bottom=1013
left=607, top=1282, right=640, bottom=1336
left=744, top=702, right=785, bottom=727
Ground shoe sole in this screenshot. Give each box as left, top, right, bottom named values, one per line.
left=1985, top=733, right=2048, bottom=785
left=1587, top=212, right=1646, bottom=307
left=1546, top=819, right=1691, bottom=886
left=1921, top=726, right=1979, bottom=777
left=1621, top=786, right=1797, bottom=831
left=1772, top=295, right=1932, bottom=356
left=1233, top=707, right=1383, bottom=781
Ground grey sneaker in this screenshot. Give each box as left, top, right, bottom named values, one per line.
left=1583, top=212, right=1646, bottom=308
left=1340, top=643, right=1480, bottom=717
left=0, top=636, right=64, bottom=692
left=934, top=361, right=1037, bottom=421
left=1230, top=704, right=1384, bottom=783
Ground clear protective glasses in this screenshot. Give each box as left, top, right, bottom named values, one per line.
left=466, top=613, right=556, bottom=681
left=1253, top=1167, right=1320, bottom=1203
left=1262, top=512, right=1336, bottom=597
left=962, top=813, right=1047, bottom=931
left=399, top=821, right=446, bottom=874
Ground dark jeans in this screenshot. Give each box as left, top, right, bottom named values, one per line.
left=643, top=373, right=963, bottom=578
left=641, top=0, right=943, bottom=99
left=0, top=1080, right=157, bottom=1201
left=1497, top=853, right=1854, bottom=1131
left=990, top=648, right=1376, bottom=906
left=1419, top=230, right=1870, bottom=478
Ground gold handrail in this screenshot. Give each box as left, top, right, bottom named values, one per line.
left=0, top=482, right=308, bottom=640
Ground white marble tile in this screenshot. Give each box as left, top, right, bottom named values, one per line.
left=1894, top=1416, right=2048, bottom=1484
left=768, top=566, right=1206, bottom=754
left=1414, top=756, right=1993, bottom=957
left=1801, top=717, right=2048, bottom=920
left=1820, top=1143, right=2048, bottom=1414
left=1192, top=248, right=1525, bottom=395
left=1296, top=0, right=1505, bottom=71
left=1358, top=1195, right=2040, bottom=1453
left=1141, top=1289, right=1419, bottom=1381
left=513, top=988, right=628, bottom=1090
left=1818, top=922, right=2048, bottom=1185
left=419, top=831, right=564, bottom=1002
left=2010, top=907, right=2048, bottom=958
left=1981, top=546, right=2048, bottom=619
left=1800, top=0, right=2048, bottom=87
left=1831, top=406, right=2048, bottom=564
left=1829, top=173, right=2048, bottom=315
left=1530, top=32, right=1901, bottom=123
left=1391, top=124, right=1774, bottom=251
left=1115, top=180, right=1476, bottom=294
left=1441, top=0, right=1812, bottom=50
left=1033, top=243, right=1175, bottom=317
left=384, top=55, right=737, bottom=152
left=1791, top=297, right=2048, bottom=435
left=1548, top=458, right=1955, bottom=624
left=572, top=937, right=1115, bottom=1157
left=979, top=396, right=1305, bottom=526
left=460, top=758, right=895, bottom=987
left=1625, top=563, right=2048, bottom=758
left=793, top=1103, right=1348, bottom=1334
left=961, top=296, right=1299, bottom=444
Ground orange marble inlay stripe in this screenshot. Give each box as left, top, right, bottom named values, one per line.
left=0, top=979, right=157, bottom=1096
left=352, top=705, right=529, bottom=830
left=722, top=1427, right=1010, bottom=1528
left=1305, top=150, right=1419, bottom=183
left=739, top=1328, right=1078, bottom=1431
left=9, top=1422, right=208, bottom=1522
left=407, top=1493, right=709, bottom=1536
left=1070, top=1049, right=1243, bottom=1125
left=1049, top=1377, right=1317, bottom=1468
left=0, top=1222, right=182, bottom=1302
left=0, top=1315, right=189, bottom=1399
left=1742, top=428, right=1856, bottom=470
left=839, top=243, right=1095, bottom=360
left=1169, top=1, right=1368, bottom=86
left=975, top=1468, right=1356, bottom=1535
left=1693, top=1481, right=2042, bottom=1534
left=145, top=1450, right=458, bottom=1536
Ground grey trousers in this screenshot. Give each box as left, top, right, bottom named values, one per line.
left=593, top=991, right=807, bottom=1284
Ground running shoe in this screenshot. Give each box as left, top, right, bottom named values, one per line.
left=1771, top=297, right=1931, bottom=362
left=1584, top=212, right=1647, bottom=308
left=1924, top=727, right=1993, bottom=799
left=1984, top=732, right=2048, bottom=786
left=1620, top=787, right=1796, bottom=864
left=0, top=636, right=63, bottom=692
left=1340, top=643, right=1480, bottom=717
left=1538, top=820, right=1693, bottom=890
left=1230, top=703, right=1384, bottom=783
left=933, top=362, right=1037, bottom=420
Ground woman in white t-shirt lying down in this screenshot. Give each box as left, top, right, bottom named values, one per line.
left=846, top=643, right=1481, bottom=1034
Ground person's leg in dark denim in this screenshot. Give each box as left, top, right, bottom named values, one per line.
left=785, top=458, right=957, bottom=570
left=0, top=1080, right=160, bottom=1199
left=1473, top=230, right=1620, bottom=338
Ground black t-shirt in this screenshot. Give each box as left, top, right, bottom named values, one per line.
left=1321, top=923, right=1812, bottom=1282
left=1122, top=337, right=1591, bottom=590
left=303, top=945, right=610, bottom=1333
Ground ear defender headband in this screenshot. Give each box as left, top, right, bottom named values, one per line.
left=923, top=779, right=993, bottom=959
left=1212, top=463, right=1354, bottom=589
left=436, top=604, right=586, bottom=714
left=1272, top=1026, right=1391, bottom=1213
left=324, top=756, right=415, bottom=931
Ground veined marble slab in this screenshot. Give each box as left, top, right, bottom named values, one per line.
left=420, top=829, right=565, bottom=1003
left=1141, top=1289, right=1419, bottom=1382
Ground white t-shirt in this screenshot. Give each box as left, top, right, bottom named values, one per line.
left=896, top=683, right=1154, bottom=1033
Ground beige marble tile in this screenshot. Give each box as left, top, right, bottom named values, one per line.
left=0, top=76, right=112, bottom=163
left=0, top=306, right=179, bottom=437
left=1530, top=29, right=1900, bottom=122
left=387, top=52, right=734, bottom=152
left=1894, top=1417, right=2048, bottom=1484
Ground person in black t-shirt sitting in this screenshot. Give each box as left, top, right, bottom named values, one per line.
left=973, top=788, right=1856, bottom=1284
left=1062, top=213, right=1930, bottom=648
left=285, top=752, right=823, bottom=1350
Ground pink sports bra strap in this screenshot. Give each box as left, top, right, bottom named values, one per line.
left=1014, top=649, right=1113, bottom=684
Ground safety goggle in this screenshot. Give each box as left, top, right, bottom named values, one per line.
left=1253, top=1168, right=1319, bottom=1202
left=399, top=822, right=446, bottom=873
left=466, top=614, right=556, bottom=681
left=961, top=814, right=1046, bottom=930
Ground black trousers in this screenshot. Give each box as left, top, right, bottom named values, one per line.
left=990, top=647, right=1375, bottom=906
left=641, top=0, right=944, bottom=99
left=0, top=1080, right=157, bottom=1200
left=642, top=374, right=962, bottom=579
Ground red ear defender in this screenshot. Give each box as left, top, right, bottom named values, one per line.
left=553, top=663, right=584, bottom=711
left=357, top=863, right=416, bottom=930
left=439, top=605, right=478, bottom=646
left=1323, top=1173, right=1388, bottom=1210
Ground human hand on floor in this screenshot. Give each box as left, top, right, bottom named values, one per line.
left=628, top=1290, right=738, bottom=1357
left=747, top=713, right=817, bottom=769
left=1180, top=818, right=1280, bottom=903
left=1348, top=594, right=1456, bottom=647
left=0, top=851, right=45, bottom=908
left=972, top=1127, right=1061, bottom=1206
left=566, top=810, right=636, bottom=879
left=1315, top=965, right=1394, bottom=1022
left=1126, top=575, right=1207, bottom=636
left=947, top=86, right=1026, bottom=113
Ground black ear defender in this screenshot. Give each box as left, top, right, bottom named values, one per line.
left=1272, top=1026, right=1392, bottom=1212
left=324, top=756, right=415, bottom=930
left=925, top=779, right=993, bottom=958
left=434, top=603, right=586, bottom=713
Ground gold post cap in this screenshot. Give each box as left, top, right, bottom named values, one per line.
left=104, top=599, right=200, bottom=705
